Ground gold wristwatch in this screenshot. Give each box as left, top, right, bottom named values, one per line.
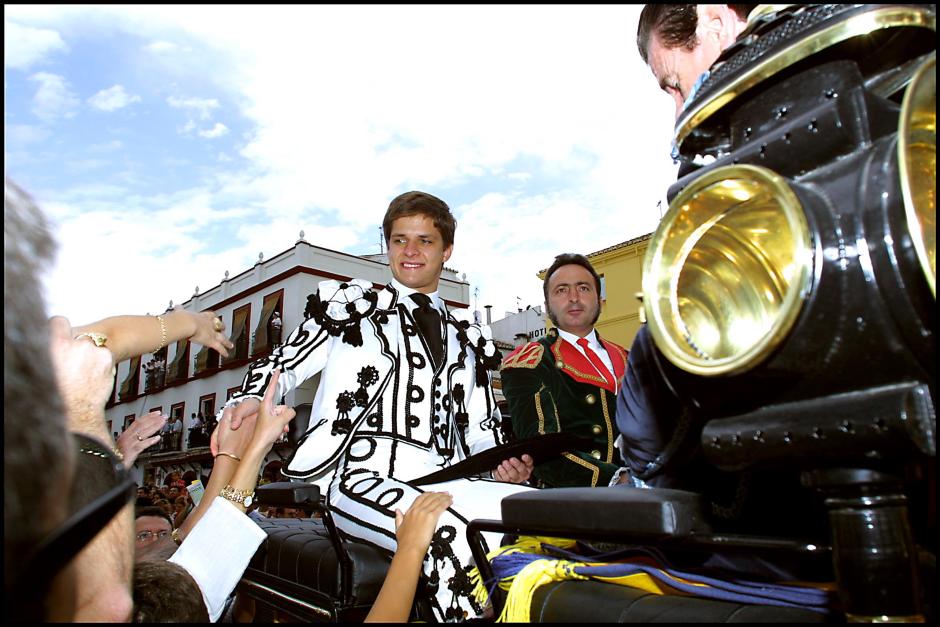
left=220, top=485, right=255, bottom=508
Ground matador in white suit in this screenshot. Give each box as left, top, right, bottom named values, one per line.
left=215, top=191, right=534, bottom=620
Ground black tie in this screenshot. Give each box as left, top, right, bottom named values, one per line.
left=410, top=293, right=444, bottom=370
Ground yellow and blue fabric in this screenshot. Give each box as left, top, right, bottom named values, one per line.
left=470, top=537, right=833, bottom=623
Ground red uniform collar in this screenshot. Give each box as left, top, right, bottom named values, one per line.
left=550, top=332, right=627, bottom=394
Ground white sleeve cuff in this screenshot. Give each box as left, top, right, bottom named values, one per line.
left=169, top=497, right=267, bottom=622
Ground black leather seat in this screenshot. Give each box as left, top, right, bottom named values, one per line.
left=241, top=517, right=392, bottom=622
left=250, top=518, right=390, bottom=602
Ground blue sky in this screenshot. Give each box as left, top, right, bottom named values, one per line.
left=5, top=5, right=678, bottom=324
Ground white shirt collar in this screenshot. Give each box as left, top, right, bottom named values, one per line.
left=557, top=327, right=600, bottom=350
left=390, top=278, right=443, bottom=311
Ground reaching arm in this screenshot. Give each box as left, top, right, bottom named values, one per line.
left=115, top=409, right=166, bottom=468
left=178, top=388, right=266, bottom=540
left=211, top=283, right=341, bottom=453
left=225, top=370, right=295, bottom=512
left=73, top=307, right=233, bottom=363
left=365, top=492, right=454, bottom=623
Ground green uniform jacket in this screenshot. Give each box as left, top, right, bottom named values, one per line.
left=500, top=331, right=628, bottom=488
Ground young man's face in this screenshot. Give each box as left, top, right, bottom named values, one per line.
left=387, top=214, right=453, bottom=294
left=545, top=264, right=601, bottom=338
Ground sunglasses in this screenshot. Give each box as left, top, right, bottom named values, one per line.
left=6, top=432, right=136, bottom=620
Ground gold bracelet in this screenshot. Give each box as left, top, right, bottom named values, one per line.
left=216, top=451, right=241, bottom=462
left=155, top=314, right=168, bottom=351
left=112, top=446, right=125, bottom=462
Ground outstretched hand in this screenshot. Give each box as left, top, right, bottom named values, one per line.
left=492, top=454, right=534, bottom=484
left=209, top=397, right=260, bottom=456
left=187, top=308, right=235, bottom=357
left=49, top=316, right=116, bottom=438
left=394, top=492, right=453, bottom=559
left=116, top=409, right=166, bottom=467
left=250, top=369, right=294, bottom=450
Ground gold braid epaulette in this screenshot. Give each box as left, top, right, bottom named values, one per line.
left=499, top=342, right=545, bottom=371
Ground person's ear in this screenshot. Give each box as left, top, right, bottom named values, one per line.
left=699, top=5, right=749, bottom=50
left=442, top=244, right=453, bottom=263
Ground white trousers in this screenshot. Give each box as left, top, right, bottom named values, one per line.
left=327, top=464, right=534, bottom=621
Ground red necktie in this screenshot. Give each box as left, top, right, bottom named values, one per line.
left=577, top=337, right=612, bottom=388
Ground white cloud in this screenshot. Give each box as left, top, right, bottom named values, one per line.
left=40, top=186, right=252, bottom=323
left=167, top=95, right=219, bottom=120
left=29, top=71, right=79, bottom=122
left=4, top=20, right=67, bottom=70
left=198, top=122, right=228, bottom=139
left=14, top=5, right=681, bottom=325
left=143, top=40, right=177, bottom=53
left=87, top=84, right=141, bottom=111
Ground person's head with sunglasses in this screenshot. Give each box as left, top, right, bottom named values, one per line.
left=5, top=178, right=78, bottom=622
left=6, top=179, right=138, bottom=622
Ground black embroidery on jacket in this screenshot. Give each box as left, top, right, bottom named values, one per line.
left=333, top=391, right=356, bottom=435
left=305, top=286, right=378, bottom=347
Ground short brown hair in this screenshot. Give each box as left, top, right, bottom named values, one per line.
left=382, top=191, right=457, bottom=248
left=132, top=560, right=209, bottom=622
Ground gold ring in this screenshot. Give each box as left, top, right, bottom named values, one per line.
left=75, top=332, right=108, bottom=347
left=136, top=433, right=143, bottom=442
left=213, top=317, right=224, bottom=332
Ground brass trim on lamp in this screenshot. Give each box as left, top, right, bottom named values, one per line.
left=897, top=53, right=936, bottom=298
left=642, top=165, right=813, bottom=376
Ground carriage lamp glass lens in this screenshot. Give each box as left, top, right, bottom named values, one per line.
left=898, top=54, right=936, bottom=298
left=643, top=165, right=812, bottom=376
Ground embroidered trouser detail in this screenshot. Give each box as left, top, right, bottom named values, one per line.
left=329, top=468, right=533, bottom=620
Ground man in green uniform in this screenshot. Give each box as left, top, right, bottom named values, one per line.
left=501, top=253, right=628, bottom=488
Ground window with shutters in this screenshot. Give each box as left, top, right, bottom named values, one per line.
left=223, top=303, right=251, bottom=364
left=194, top=332, right=220, bottom=375
left=199, top=394, right=216, bottom=422
left=166, top=338, right=191, bottom=383
left=252, top=290, right=284, bottom=357
left=118, top=355, right=141, bottom=402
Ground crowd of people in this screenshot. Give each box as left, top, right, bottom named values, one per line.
left=9, top=4, right=912, bottom=624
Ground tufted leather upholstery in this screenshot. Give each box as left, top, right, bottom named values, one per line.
left=247, top=517, right=391, bottom=607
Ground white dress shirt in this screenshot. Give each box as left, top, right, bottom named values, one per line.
left=390, top=277, right=444, bottom=312
left=169, top=497, right=267, bottom=622
left=557, top=328, right=615, bottom=379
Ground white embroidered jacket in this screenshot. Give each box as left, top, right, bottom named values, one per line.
left=223, top=279, right=505, bottom=480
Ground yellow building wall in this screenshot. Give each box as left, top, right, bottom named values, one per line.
left=538, top=234, right=651, bottom=350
